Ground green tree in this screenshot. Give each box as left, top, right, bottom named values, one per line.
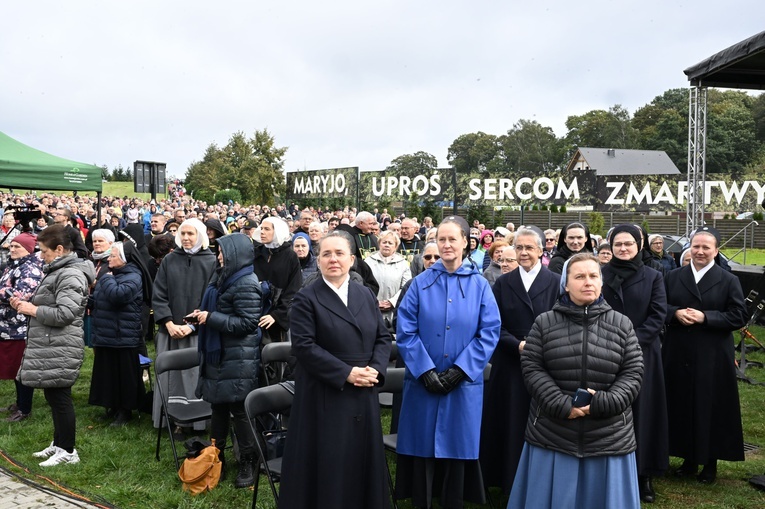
left=633, top=89, right=689, bottom=170
left=564, top=105, right=639, bottom=154
left=447, top=132, right=501, bottom=207
left=185, top=129, right=287, bottom=206
left=588, top=211, right=605, bottom=236
left=101, top=165, right=110, bottom=181
left=385, top=151, right=439, bottom=217
left=499, top=119, right=566, bottom=174
left=112, top=164, right=125, bottom=182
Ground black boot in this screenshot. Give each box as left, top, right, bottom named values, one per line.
left=639, top=476, right=655, bottom=503
left=235, top=454, right=255, bottom=488
left=698, top=460, right=717, bottom=484
left=110, top=409, right=132, bottom=427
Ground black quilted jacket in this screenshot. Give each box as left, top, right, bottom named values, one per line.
left=521, top=297, right=643, bottom=458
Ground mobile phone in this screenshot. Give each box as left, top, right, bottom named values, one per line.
left=3, top=288, right=14, bottom=298
left=572, top=388, right=593, bottom=408
left=183, top=314, right=199, bottom=324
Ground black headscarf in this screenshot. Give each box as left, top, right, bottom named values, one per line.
left=121, top=240, right=154, bottom=305
left=552, top=222, right=595, bottom=262
left=605, top=224, right=643, bottom=294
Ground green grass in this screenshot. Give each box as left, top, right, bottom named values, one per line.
left=723, top=249, right=765, bottom=266
left=0, top=334, right=764, bottom=508
left=1, top=182, right=158, bottom=201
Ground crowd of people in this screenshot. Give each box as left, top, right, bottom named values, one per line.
left=0, top=190, right=753, bottom=508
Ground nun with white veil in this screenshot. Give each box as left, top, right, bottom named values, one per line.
left=151, top=218, right=217, bottom=428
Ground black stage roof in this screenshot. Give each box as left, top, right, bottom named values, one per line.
left=684, top=30, right=765, bottom=90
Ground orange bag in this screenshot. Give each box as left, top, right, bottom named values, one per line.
left=178, top=438, right=222, bottom=495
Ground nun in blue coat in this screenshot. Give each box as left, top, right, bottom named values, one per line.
left=396, top=216, right=501, bottom=509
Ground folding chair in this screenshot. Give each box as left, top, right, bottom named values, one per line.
left=244, top=383, right=294, bottom=509
left=379, top=367, right=405, bottom=509
left=154, top=347, right=212, bottom=470
left=379, top=341, right=398, bottom=407
left=261, top=341, right=292, bottom=386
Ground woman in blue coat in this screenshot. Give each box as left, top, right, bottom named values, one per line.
left=396, top=216, right=500, bottom=509
left=88, top=240, right=153, bottom=426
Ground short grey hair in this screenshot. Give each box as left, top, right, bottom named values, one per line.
left=514, top=227, right=543, bottom=250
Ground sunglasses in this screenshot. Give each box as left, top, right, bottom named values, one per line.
left=546, top=238, right=556, bottom=242
left=423, top=254, right=441, bottom=261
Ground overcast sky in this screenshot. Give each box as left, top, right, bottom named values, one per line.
left=2, top=1, right=763, bottom=179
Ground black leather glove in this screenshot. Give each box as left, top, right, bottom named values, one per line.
left=420, top=369, right=447, bottom=394
left=438, top=366, right=466, bottom=393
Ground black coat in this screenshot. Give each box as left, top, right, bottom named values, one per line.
left=522, top=298, right=644, bottom=457
left=663, top=263, right=747, bottom=463
left=196, top=234, right=262, bottom=404
left=480, top=266, right=559, bottom=493
left=279, top=279, right=391, bottom=509
left=602, top=264, right=669, bottom=476
left=253, top=242, right=302, bottom=338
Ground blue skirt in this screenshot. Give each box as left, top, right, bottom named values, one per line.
left=508, top=443, right=640, bottom=509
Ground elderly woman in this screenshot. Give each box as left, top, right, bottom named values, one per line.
left=597, top=242, right=613, bottom=266
left=396, top=216, right=500, bottom=509
left=12, top=225, right=95, bottom=466
left=480, top=228, right=559, bottom=496
left=0, top=233, right=44, bottom=422
left=88, top=241, right=153, bottom=427
left=602, top=225, right=668, bottom=502
left=509, top=253, right=644, bottom=509
left=482, top=240, right=508, bottom=287
left=308, top=221, right=323, bottom=256
left=648, top=234, right=676, bottom=273
left=364, top=230, right=411, bottom=331
left=151, top=218, right=217, bottom=429
left=0, top=212, right=20, bottom=268
left=279, top=230, right=391, bottom=508
left=192, top=234, right=262, bottom=489
left=499, top=246, right=518, bottom=274
left=292, top=232, right=317, bottom=279
left=253, top=217, right=302, bottom=343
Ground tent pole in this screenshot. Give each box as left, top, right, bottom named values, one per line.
left=97, top=191, right=102, bottom=227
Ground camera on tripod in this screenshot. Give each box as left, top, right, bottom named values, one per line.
left=5, top=204, right=42, bottom=230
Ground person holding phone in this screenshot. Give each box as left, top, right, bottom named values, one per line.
left=509, top=253, right=644, bottom=509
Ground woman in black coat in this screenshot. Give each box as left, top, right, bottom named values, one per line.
left=278, top=230, right=391, bottom=509
left=192, top=233, right=262, bottom=489
left=663, top=227, right=747, bottom=484
left=480, top=228, right=559, bottom=496
left=601, top=224, right=668, bottom=503
left=253, top=217, right=302, bottom=343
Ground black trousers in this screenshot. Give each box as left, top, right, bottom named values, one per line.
left=15, top=380, right=34, bottom=415
left=210, top=401, right=255, bottom=456
left=44, top=387, right=76, bottom=453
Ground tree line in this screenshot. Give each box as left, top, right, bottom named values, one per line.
left=111, top=87, right=765, bottom=208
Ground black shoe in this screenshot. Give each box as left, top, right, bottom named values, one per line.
left=110, top=410, right=132, bottom=427
left=639, top=476, right=655, bottom=503
left=675, top=460, right=698, bottom=478
left=234, top=454, right=255, bottom=488
left=698, top=461, right=717, bottom=484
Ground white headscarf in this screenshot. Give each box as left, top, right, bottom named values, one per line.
left=262, top=217, right=291, bottom=249
left=175, top=218, right=209, bottom=254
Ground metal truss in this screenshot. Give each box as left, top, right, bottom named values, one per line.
left=686, top=85, right=708, bottom=235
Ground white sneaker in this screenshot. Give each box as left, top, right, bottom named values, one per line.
left=32, top=442, right=58, bottom=458
left=39, top=448, right=80, bottom=467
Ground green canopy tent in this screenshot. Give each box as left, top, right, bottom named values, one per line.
left=0, top=131, right=103, bottom=193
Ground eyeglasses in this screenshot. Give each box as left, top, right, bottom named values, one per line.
left=422, top=254, right=440, bottom=261
left=650, top=241, right=663, bottom=245
left=546, top=238, right=556, bottom=242
left=499, top=258, right=517, bottom=263
left=514, top=245, right=538, bottom=252
left=613, top=241, right=637, bottom=248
